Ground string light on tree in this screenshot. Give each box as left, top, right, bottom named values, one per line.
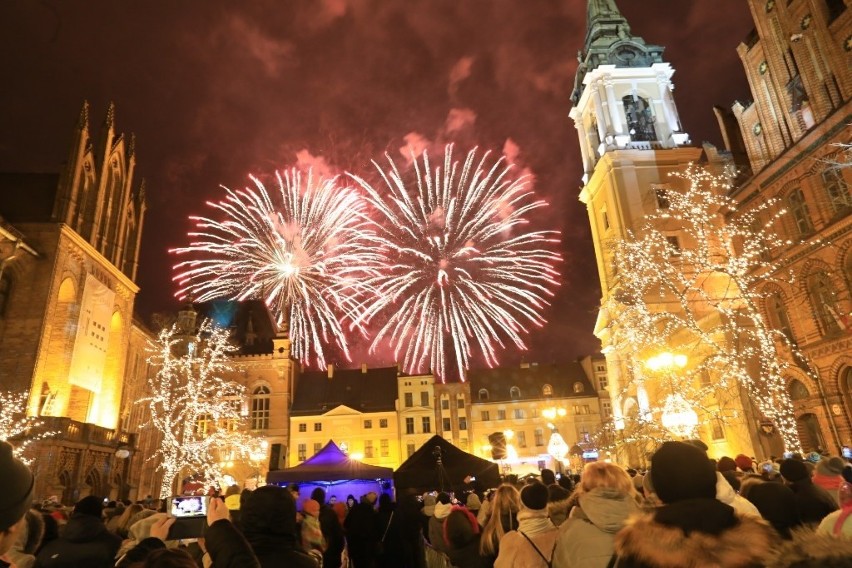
left=140, top=318, right=258, bottom=499
left=0, top=391, right=55, bottom=465
left=606, top=164, right=808, bottom=453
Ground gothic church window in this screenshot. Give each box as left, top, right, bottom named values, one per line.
left=622, top=95, right=656, bottom=142
left=766, top=291, right=795, bottom=343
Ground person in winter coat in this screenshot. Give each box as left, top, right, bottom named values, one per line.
left=310, top=488, right=344, bottom=568
left=427, top=493, right=453, bottom=555
left=779, top=458, right=838, bottom=525
left=479, top=484, right=520, bottom=567
left=746, top=481, right=802, bottom=539
left=494, top=482, right=558, bottom=568
left=812, top=456, right=846, bottom=505
left=231, top=486, right=318, bottom=568
left=818, top=480, right=852, bottom=537
left=344, top=495, right=378, bottom=568
left=766, top=528, right=852, bottom=567
left=715, top=471, right=761, bottom=517
left=553, top=462, right=640, bottom=568
left=546, top=484, right=572, bottom=528
left=34, top=496, right=121, bottom=568
left=443, top=507, right=486, bottom=568
left=300, top=499, right=326, bottom=556
left=4, top=509, right=44, bottom=568
left=611, top=441, right=778, bottom=568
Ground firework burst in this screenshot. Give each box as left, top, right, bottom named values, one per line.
left=172, top=169, right=376, bottom=368
left=350, top=145, right=561, bottom=381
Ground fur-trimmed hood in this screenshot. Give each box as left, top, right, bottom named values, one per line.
left=766, top=527, right=852, bottom=567
left=615, top=501, right=778, bottom=567
left=547, top=496, right=572, bottom=527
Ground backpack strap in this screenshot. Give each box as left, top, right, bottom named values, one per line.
left=519, top=531, right=552, bottom=568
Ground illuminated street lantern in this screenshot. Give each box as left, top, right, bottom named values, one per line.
left=660, top=392, right=699, bottom=438
left=547, top=431, right=569, bottom=463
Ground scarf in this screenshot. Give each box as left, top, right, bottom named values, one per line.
left=434, top=502, right=453, bottom=520
left=517, top=508, right=554, bottom=536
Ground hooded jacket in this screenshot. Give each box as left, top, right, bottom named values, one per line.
left=34, top=513, right=121, bottom=568
left=611, top=498, right=778, bottom=568
left=765, top=527, right=852, bottom=567
left=553, top=488, right=639, bottom=568
left=715, top=472, right=761, bottom=517
left=787, top=478, right=838, bottom=525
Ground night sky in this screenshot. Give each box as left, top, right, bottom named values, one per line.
left=0, top=1, right=755, bottom=370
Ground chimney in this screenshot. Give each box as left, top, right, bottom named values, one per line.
left=361, top=363, right=368, bottom=374
left=327, top=364, right=334, bottom=379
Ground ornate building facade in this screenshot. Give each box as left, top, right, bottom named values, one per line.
left=0, top=102, right=147, bottom=502
left=717, top=0, right=851, bottom=452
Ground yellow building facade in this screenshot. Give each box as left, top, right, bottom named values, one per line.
left=0, top=102, right=147, bottom=502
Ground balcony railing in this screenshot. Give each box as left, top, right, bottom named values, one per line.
left=35, top=416, right=136, bottom=449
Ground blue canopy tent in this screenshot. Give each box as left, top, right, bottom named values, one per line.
left=266, top=440, right=394, bottom=507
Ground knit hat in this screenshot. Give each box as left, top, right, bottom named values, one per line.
left=745, top=482, right=801, bottom=539
left=73, top=495, right=104, bottom=518
left=242, top=485, right=297, bottom=537
left=465, top=493, right=481, bottom=511
left=780, top=458, right=810, bottom=482
left=303, top=499, right=320, bottom=517
left=433, top=501, right=453, bottom=520
left=520, top=482, right=549, bottom=511
left=734, top=454, right=753, bottom=472
left=443, top=507, right=480, bottom=549
left=650, top=441, right=717, bottom=504
left=422, top=494, right=436, bottom=516
left=816, top=456, right=846, bottom=476
left=717, top=456, right=737, bottom=473
left=0, top=441, right=34, bottom=531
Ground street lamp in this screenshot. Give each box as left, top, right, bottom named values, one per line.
left=645, top=352, right=698, bottom=438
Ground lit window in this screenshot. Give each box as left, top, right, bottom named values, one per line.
left=573, top=382, right=585, bottom=394
left=250, top=386, right=270, bottom=430
left=542, top=384, right=553, bottom=397
left=602, top=401, right=612, bottom=417
left=513, top=408, right=525, bottom=419
left=517, top=431, right=527, bottom=448
left=365, top=440, right=374, bottom=458
left=381, top=439, right=389, bottom=457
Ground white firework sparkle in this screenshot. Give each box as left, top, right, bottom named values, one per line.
left=350, top=145, right=561, bottom=381
left=172, top=169, right=376, bottom=368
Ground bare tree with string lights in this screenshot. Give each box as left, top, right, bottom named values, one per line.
left=604, top=164, right=811, bottom=453
left=0, top=391, right=55, bottom=465
left=141, top=318, right=256, bottom=499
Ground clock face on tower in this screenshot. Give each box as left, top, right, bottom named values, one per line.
left=611, top=44, right=644, bottom=67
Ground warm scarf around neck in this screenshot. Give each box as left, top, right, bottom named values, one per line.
left=434, top=502, right=453, bottom=520
left=517, top=508, right=555, bottom=536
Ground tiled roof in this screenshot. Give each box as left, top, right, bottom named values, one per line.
left=466, top=361, right=596, bottom=403
left=193, top=299, right=279, bottom=355
left=291, top=365, right=399, bottom=416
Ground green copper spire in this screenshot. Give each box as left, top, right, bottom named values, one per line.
left=572, top=0, right=665, bottom=105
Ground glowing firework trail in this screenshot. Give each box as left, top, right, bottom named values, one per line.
left=350, top=145, right=561, bottom=381
left=172, top=169, right=377, bottom=368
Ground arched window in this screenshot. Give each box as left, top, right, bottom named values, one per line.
left=823, top=167, right=851, bottom=215
left=0, top=274, right=11, bottom=317
left=622, top=94, right=656, bottom=142
left=542, top=384, right=553, bottom=397
left=573, top=382, right=585, bottom=394
left=787, top=188, right=814, bottom=236
left=797, top=413, right=826, bottom=452
left=788, top=379, right=810, bottom=401
left=478, top=389, right=489, bottom=401
left=251, top=386, right=271, bottom=430
left=807, top=271, right=841, bottom=335
left=510, top=386, right=521, bottom=400
left=766, top=291, right=795, bottom=342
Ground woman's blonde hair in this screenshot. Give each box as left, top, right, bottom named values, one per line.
left=577, top=462, right=637, bottom=498
left=116, top=503, right=144, bottom=536
left=480, top=484, right=520, bottom=556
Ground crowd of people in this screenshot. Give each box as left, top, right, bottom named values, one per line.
left=5, top=438, right=852, bottom=567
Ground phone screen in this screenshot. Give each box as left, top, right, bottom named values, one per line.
left=170, top=496, right=209, bottom=518
left=843, top=447, right=852, bottom=459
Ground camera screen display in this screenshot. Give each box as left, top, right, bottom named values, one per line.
left=843, top=447, right=852, bottom=459
left=170, top=496, right=208, bottom=518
